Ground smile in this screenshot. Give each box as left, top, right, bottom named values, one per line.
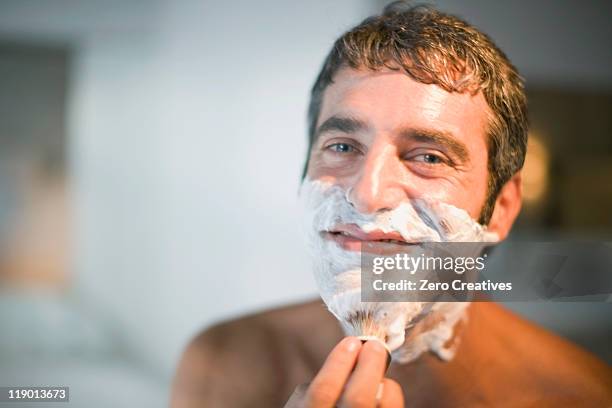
left=321, top=224, right=416, bottom=254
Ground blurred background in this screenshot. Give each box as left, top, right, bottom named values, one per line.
left=0, top=0, right=610, bottom=406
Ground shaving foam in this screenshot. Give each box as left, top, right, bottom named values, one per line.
left=300, top=178, right=498, bottom=363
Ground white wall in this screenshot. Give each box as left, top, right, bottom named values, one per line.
left=0, top=0, right=378, bottom=377
left=75, top=0, right=377, bottom=376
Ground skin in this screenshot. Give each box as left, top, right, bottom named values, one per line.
left=170, top=68, right=612, bottom=407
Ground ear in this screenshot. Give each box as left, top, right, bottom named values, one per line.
left=487, top=172, right=522, bottom=240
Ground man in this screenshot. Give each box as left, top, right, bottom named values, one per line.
left=171, top=3, right=612, bottom=407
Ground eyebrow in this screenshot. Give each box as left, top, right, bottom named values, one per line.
left=315, top=115, right=470, bottom=164
left=315, top=115, right=368, bottom=138
left=399, top=128, right=470, bottom=164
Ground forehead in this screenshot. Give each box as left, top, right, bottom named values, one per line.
left=317, top=67, right=491, bottom=144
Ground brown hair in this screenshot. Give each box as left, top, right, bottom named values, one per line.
left=304, top=2, right=528, bottom=224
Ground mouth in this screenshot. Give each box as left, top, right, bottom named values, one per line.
left=322, top=224, right=416, bottom=254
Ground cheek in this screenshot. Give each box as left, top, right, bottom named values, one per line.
left=306, top=150, right=327, bottom=180
left=405, top=166, right=488, bottom=220
left=446, top=183, right=488, bottom=220
left=306, top=149, right=361, bottom=186
left=305, top=152, right=343, bottom=186
left=421, top=132, right=490, bottom=219
left=306, top=153, right=338, bottom=183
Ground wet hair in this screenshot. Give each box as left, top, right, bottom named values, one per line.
left=304, top=2, right=528, bottom=224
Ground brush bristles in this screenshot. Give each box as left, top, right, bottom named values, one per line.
left=344, top=309, right=388, bottom=344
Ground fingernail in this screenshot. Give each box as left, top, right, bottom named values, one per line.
left=346, top=337, right=360, bottom=352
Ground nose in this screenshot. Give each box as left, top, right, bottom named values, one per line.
left=347, top=143, right=407, bottom=214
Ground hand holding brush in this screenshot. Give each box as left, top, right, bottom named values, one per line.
left=285, top=337, right=404, bottom=407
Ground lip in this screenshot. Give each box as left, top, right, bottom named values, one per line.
left=322, top=223, right=416, bottom=254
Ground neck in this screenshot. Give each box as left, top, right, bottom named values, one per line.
left=386, top=302, right=487, bottom=405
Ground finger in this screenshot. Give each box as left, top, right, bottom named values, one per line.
left=340, top=340, right=388, bottom=407
left=284, top=383, right=309, bottom=408
left=377, top=378, right=404, bottom=408
left=305, top=337, right=362, bottom=407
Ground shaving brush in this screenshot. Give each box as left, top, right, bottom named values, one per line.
left=344, top=309, right=389, bottom=344
left=343, top=308, right=394, bottom=370
left=326, top=290, right=423, bottom=370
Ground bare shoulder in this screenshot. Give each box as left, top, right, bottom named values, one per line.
left=471, top=302, right=612, bottom=403
left=170, top=298, right=342, bottom=407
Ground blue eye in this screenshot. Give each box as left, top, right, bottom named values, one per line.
left=413, top=153, right=444, bottom=164
left=423, top=154, right=442, bottom=164
left=329, top=143, right=354, bottom=153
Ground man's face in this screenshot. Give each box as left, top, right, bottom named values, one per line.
left=307, top=67, right=491, bottom=222
left=301, top=67, right=503, bottom=357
